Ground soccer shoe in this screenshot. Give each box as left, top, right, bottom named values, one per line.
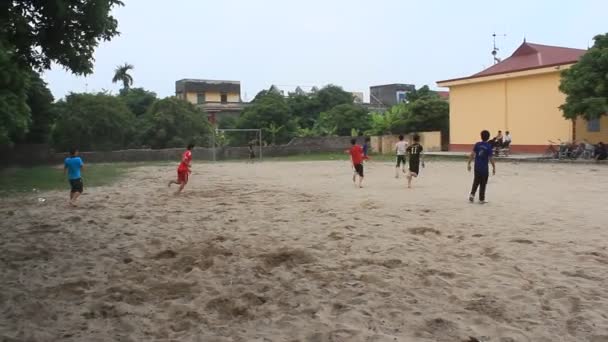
left=469, top=195, right=474, bottom=203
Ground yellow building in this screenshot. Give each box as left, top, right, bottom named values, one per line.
left=436, top=41, right=606, bottom=153
left=175, top=79, right=245, bottom=125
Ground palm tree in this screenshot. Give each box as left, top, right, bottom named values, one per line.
left=112, top=63, right=134, bottom=93
left=266, top=122, right=284, bottom=145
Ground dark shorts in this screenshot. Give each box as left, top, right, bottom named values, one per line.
left=69, top=178, right=83, bottom=193
left=396, top=155, right=406, bottom=167
left=354, top=163, right=364, bottom=177
left=409, top=160, right=420, bottom=175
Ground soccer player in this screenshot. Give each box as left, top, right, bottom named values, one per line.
left=406, top=134, right=424, bottom=188
left=248, top=143, right=256, bottom=163
left=362, top=137, right=371, bottom=161
left=168, top=143, right=194, bottom=194
left=347, top=138, right=364, bottom=188
left=64, top=148, right=84, bottom=207
left=467, top=130, right=496, bottom=204
left=395, top=135, right=408, bottom=178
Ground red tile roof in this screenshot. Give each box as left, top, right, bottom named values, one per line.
left=438, top=42, right=586, bottom=84
left=436, top=91, right=449, bottom=100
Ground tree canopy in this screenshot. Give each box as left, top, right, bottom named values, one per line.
left=237, top=87, right=296, bottom=145
left=318, top=104, right=370, bottom=136
left=559, top=33, right=608, bottom=120
left=1, top=0, right=123, bottom=74
left=120, top=87, right=157, bottom=116
left=138, top=97, right=212, bottom=149
left=52, top=93, right=135, bottom=151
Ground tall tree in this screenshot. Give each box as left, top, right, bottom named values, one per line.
left=120, top=87, right=157, bottom=116
left=0, top=42, right=30, bottom=144
left=1, top=0, right=123, bottom=74
left=317, top=104, right=370, bottom=136
left=316, top=85, right=354, bottom=112
left=559, top=33, right=608, bottom=120
left=24, top=72, right=55, bottom=143
left=1, top=0, right=123, bottom=144
left=237, top=88, right=296, bottom=145
left=138, top=97, right=212, bottom=149
left=52, top=93, right=135, bottom=151
left=112, top=63, right=134, bottom=93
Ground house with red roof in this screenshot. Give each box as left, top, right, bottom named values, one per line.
left=437, top=41, right=604, bottom=153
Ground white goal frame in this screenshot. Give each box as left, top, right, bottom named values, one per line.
left=212, top=128, right=263, bottom=162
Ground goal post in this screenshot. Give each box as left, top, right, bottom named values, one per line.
left=212, top=128, right=263, bottom=162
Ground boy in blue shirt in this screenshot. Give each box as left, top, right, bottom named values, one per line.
left=64, top=148, right=84, bottom=206
left=467, top=130, right=496, bottom=204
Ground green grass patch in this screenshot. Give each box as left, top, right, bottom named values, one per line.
left=0, top=162, right=168, bottom=195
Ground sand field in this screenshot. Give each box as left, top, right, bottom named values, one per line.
left=1, top=160, right=607, bottom=342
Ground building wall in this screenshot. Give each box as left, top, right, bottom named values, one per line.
left=370, top=132, right=442, bottom=154
left=448, top=70, right=572, bottom=152
left=184, top=91, right=240, bottom=104
left=576, top=116, right=608, bottom=143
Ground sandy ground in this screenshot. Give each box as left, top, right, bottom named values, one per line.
left=1, top=160, right=608, bottom=342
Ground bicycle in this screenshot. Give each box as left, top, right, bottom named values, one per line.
left=542, top=140, right=559, bottom=159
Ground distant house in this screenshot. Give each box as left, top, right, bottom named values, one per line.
left=175, top=79, right=246, bottom=125
left=351, top=92, right=364, bottom=104
left=436, top=41, right=603, bottom=153
left=436, top=91, right=449, bottom=101
left=370, top=83, right=416, bottom=107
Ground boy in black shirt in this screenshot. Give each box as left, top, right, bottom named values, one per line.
left=406, top=134, right=424, bottom=188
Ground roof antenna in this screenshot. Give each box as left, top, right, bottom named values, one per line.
left=492, top=32, right=507, bottom=64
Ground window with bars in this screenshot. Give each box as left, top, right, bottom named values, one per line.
left=587, top=118, right=600, bottom=132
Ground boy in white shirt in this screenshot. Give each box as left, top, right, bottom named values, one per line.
left=395, top=135, right=408, bottom=178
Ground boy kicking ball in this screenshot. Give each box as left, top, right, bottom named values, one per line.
left=467, top=130, right=496, bottom=204
left=346, top=138, right=364, bottom=188
left=168, top=143, right=194, bottom=194
left=406, top=134, right=424, bottom=188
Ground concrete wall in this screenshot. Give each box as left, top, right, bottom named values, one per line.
left=370, top=132, right=442, bottom=155
left=1, top=137, right=358, bottom=167
left=576, top=116, right=608, bottom=144
left=445, top=68, right=573, bottom=153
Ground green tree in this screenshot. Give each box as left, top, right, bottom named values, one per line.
left=0, top=42, right=30, bottom=144
left=24, top=71, right=55, bottom=143
left=316, top=85, right=354, bottom=112
left=1, top=0, right=123, bottom=74
left=266, top=122, right=284, bottom=145
left=317, top=104, right=370, bottom=136
left=138, top=97, right=212, bottom=149
left=112, top=63, right=134, bottom=93
left=402, top=97, right=449, bottom=134
left=120, top=87, right=157, bottom=116
left=237, top=88, right=296, bottom=144
left=52, top=93, right=135, bottom=151
left=559, top=33, right=608, bottom=120
left=287, top=92, right=321, bottom=129
left=1, top=0, right=123, bottom=144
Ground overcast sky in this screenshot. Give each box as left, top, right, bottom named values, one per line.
left=43, top=0, right=607, bottom=102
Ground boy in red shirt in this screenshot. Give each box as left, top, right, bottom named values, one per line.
left=168, top=144, right=194, bottom=194
left=346, top=138, right=364, bottom=188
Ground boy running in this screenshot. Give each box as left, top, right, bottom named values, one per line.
left=64, top=148, right=84, bottom=207
left=347, top=138, right=364, bottom=188
left=395, top=135, right=408, bottom=178
left=467, top=130, right=496, bottom=204
left=406, top=134, right=425, bottom=188
left=168, top=143, right=194, bottom=194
